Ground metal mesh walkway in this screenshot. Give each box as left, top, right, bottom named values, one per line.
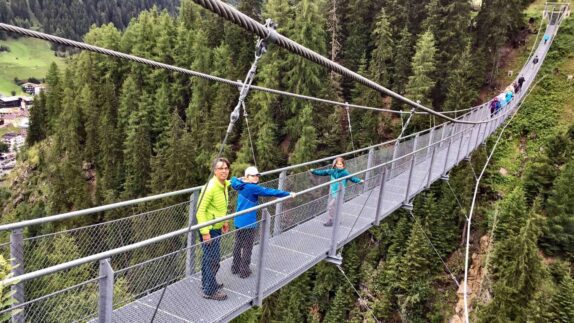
left=106, top=113, right=492, bottom=322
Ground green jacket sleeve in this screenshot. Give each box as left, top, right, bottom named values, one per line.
left=196, top=186, right=213, bottom=235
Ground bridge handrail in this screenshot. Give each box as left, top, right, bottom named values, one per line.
left=0, top=108, right=478, bottom=232
left=0, top=106, right=505, bottom=286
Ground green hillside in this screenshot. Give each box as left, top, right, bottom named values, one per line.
left=0, top=37, right=65, bottom=96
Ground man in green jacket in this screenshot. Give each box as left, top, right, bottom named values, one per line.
left=196, top=157, right=231, bottom=300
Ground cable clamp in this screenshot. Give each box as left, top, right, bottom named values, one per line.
left=256, top=19, right=277, bottom=57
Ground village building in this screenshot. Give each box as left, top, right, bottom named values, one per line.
left=20, top=83, right=46, bottom=96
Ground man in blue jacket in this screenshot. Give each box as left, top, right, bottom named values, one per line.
left=231, top=166, right=295, bottom=278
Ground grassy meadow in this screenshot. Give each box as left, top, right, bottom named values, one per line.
left=0, top=38, right=66, bottom=96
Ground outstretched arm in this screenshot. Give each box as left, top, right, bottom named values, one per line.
left=311, top=168, right=332, bottom=176
left=253, top=185, right=291, bottom=198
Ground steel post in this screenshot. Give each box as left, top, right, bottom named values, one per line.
left=404, top=155, right=416, bottom=206
left=391, top=140, right=400, bottom=177
left=427, top=128, right=435, bottom=157
left=374, top=171, right=387, bottom=225
left=365, top=148, right=375, bottom=191
left=442, top=131, right=453, bottom=177
left=328, top=183, right=346, bottom=260
left=426, top=145, right=437, bottom=189
left=412, top=134, right=420, bottom=165
left=474, top=121, right=483, bottom=151
left=255, top=208, right=271, bottom=306
left=98, top=258, right=114, bottom=323
left=273, top=170, right=287, bottom=236
left=456, top=123, right=466, bottom=164
left=10, top=229, right=24, bottom=323
left=186, top=190, right=199, bottom=277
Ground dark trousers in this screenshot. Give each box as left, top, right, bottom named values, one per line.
left=200, top=229, right=221, bottom=295
left=231, top=228, right=257, bottom=274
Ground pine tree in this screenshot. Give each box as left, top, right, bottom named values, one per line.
left=479, top=211, right=546, bottom=322
left=152, top=84, right=172, bottom=152
left=423, top=0, right=472, bottom=106
left=284, top=0, right=328, bottom=142
left=352, top=55, right=381, bottom=147
left=97, top=80, right=123, bottom=203
left=272, top=273, right=312, bottom=321
left=443, top=44, right=476, bottom=113
left=405, top=30, right=437, bottom=108
left=289, top=104, right=318, bottom=164
left=44, top=62, right=62, bottom=135
left=122, top=92, right=152, bottom=199
left=79, top=85, right=98, bottom=163
left=548, top=273, right=574, bottom=322
left=540, top=159, right=574, bottom=259
left=151, top=112, right=195, bottom=194
left=494, top=186, right=528, bottom=239
left=186, top=27, right=213, bottom=171
left=253, top=103, right=282, bottom=170
left=340, top=0, right=377, bottom=74
left=475, top=0, right=528, bottom=85
left=27, top=91, right=47, bottom=146
left=398, top=218, right=433, bottom=290
left=392, top=26, right=413, bottom=95
left=369, top=8, right=393, bottom=90
left=323, top=285, right=351, bottom=322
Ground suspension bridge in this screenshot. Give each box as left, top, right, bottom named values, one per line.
left=0, top=1, right=569, bottom=322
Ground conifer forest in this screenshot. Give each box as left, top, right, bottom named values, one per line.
left=0, top=0, right=573, bottom=322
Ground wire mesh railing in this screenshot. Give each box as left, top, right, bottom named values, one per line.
left=0, top=99, right=522, bottom=322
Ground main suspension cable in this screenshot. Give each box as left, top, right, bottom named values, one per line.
left=0, top=23, right=418, bottom=116
left=190, top=0, right=496, bottom=125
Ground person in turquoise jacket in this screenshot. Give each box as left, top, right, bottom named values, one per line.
left=310, top=157, right=363, bottom=226
left=230, top=166, right=295, bottom=278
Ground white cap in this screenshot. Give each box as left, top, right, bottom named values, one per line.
left=244, top=166, right=261, bottom=177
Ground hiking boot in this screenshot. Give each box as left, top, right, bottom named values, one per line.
left=239, top=268, right=252, bottom=279
left=203, top=290, right=227, bottom=301
left=323, top=220, right=333, bottom=227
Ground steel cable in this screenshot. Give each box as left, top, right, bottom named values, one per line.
left=191, top=0, right=501, bottom=125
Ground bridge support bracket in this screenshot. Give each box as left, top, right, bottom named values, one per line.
left=402, top=202, right=413, bottom=211
left=440, top=174, right=450, bottom=181
left=325, top=253, right=343, bottom=266
left=464, top=156, right=471, bottom=162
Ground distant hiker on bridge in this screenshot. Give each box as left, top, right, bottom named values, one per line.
left=311, top=157, right=364, bottom=227
left=533, top=55, right=539, bottom=65
left=518, top=75, right=526, bottom=92
left=489, top=98, right=500, bottom=117
left=544, top=34, right=551, bottom=44
left=230, top=166, right=295, bottom=278
left=197, top=157, right=232, bottom=301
